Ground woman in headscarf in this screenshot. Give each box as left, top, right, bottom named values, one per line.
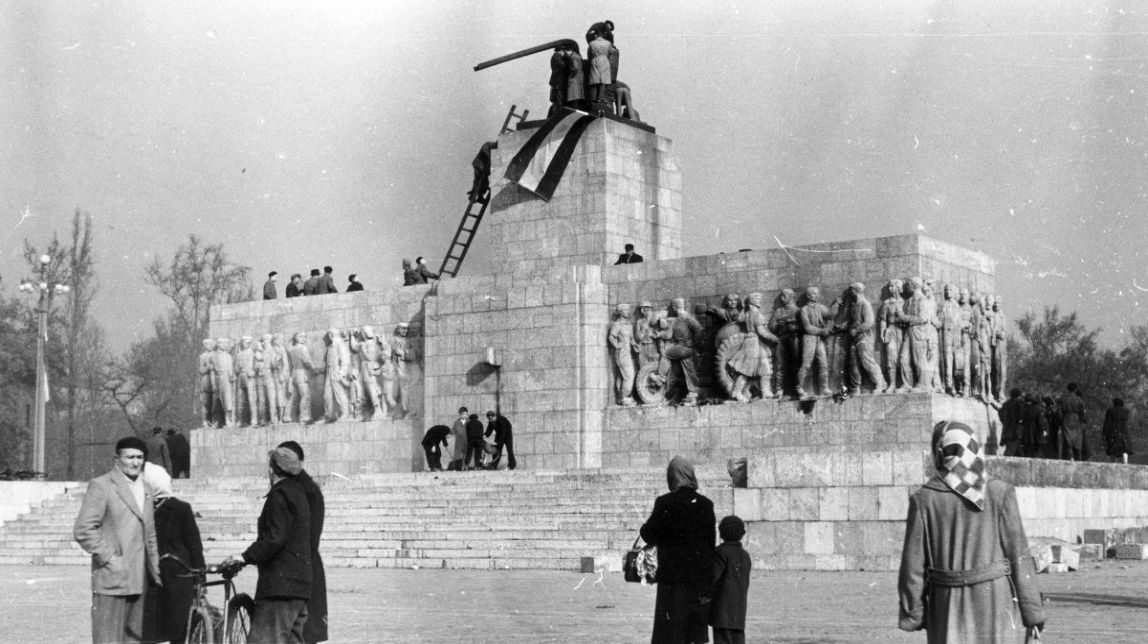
left=898, top=421, right=1045, bottom=643
left=640, top=456, right=716, bottom=644
left=142, top=463, right=205, bottom=644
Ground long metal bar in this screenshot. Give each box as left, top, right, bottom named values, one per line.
left=473, top=39, right=578, bottom=71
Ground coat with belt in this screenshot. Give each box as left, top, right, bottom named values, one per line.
left=243, top=476, right=313, bottom=601
left=898, top=478, right=1044, bottom=643
left=73, top=468, right=162, bottom=596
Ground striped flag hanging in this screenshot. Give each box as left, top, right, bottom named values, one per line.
left=504, top=109, right=597, bottom=202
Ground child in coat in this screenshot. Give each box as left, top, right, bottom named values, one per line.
left=710, top=515, right=752, bottom=644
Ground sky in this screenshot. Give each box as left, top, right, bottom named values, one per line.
left=2, top=1, right=1146, bottom=352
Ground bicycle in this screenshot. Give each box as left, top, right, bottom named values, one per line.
left=162, top=553, right=254, bottom=644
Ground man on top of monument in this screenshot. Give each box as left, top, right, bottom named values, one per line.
left=614, top=243, right=644, bottom=264
left=548, top=43, right=570, bottom=117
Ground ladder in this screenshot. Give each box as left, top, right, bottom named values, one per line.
left=437, top=106, right=530, bottom=279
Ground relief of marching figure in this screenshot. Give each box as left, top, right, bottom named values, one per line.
left=606, top=276, right=1003, bottom=407
left=199, top=321, right=422, bottom=428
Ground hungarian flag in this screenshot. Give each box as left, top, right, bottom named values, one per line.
left=504, top=109, right=596, bottom=202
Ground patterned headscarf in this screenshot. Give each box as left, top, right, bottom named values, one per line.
left=931, top=420, right=988, bottom=511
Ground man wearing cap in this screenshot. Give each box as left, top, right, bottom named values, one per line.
left=302, top=269, right=321, bottom=295
left=484, top=410, right=517, bottom=470
left=262, top=271, right=278, bottom=300
left=227, top=447, right=312, bottom=643
left=74, top=436, right=162, bottom=644
left=415, top=257, right=439, bottom=283
left=614, top=243, right=644, bottom=265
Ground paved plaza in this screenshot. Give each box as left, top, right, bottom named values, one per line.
left=3, top=560, right=1147, bottom=642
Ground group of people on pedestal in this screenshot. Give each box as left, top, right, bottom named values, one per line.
left=997, top=383, right=1134, bottom=463
left=198, top=324, right=414, bottom=428
left=263, top=266, right=363, bottom=300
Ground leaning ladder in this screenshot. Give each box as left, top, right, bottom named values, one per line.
left=437, top=105, right=530, bottom=279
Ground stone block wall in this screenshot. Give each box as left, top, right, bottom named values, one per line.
left=486, top=117, right=682, bottom=273
left=422, top=267, right=611, bottom=469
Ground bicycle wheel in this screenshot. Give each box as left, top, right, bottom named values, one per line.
left=226, top=593, right=255, bottom=644
left=187, top=607, right=214, bottom=644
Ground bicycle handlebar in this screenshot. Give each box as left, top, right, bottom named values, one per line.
left=161, top=553, right=246, bottom=579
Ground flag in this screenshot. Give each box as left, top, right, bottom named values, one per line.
left=504, top=109, right=597, bottom=202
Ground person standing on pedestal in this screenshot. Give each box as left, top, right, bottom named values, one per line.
left=614, top=243, right=644, bottom=265
left=1102, top=398, right=1133, bottom=464
left=346, top=274, right=364, bottom=292
left=317, top=266, right=338, bottom=294
left=262, top=271, right=278, bottom=300
left=285, top=273, right=303, bottom=298
left=1060, top=383, right=1087, bottom=461
left=465, top=413, right=486, bottom=470
left=548, top=44, right=570, bottom=117
left=302, top=269, right=320, bottom=296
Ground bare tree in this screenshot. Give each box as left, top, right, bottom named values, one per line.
left=144, top=235, right=251, bottom=342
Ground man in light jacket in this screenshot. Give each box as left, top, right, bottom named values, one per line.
left=74, top=436, right=162, bottom=644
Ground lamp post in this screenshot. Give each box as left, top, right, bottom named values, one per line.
left=18, top=254, right=69, bottom=475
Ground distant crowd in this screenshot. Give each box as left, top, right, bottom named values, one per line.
left=258, top=257, right=442, bottom=300
left=997, top=382, right=1134, bottom=463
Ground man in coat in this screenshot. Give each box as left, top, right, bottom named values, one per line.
left=302, top=269, right=321, bottom=295
left=422, top=425, right=451, bottom=471
left=1102, top=398, right=1132, bottom=463
left=484, top=411, right=516, bottom=470
left=74, top=436, right=162, bottom=644
left=227, top=447, right=312, bottom=643
left=165, top=429, right=191, bottom=479
left=997, top=388, right=1025, bottom=457
left=1060, top=382, right=1087, bottom=461
left=262, top=271, right=278, bottom=300
left=285, top=273, right=304, bottom=298
left=317, top=266, right=338, bottom=294
left=448, top=407, right=469, bottom=471
left=614, top=243, right=644, bottom=265
left=277, top=441, right=328, bottom=643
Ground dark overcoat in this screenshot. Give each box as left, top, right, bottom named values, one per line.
left=296, top=470, right=329, bottom=643
left=899, top=478, right=1044, bottom=643
left=1102, top=406, right=1133, bottom=458
left=243, top=476, right=312, bottom=601
left=709, top=541, right=751, bottom=630
left=143, top=497, right=204, bottom=643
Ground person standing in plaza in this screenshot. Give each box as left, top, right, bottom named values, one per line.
left=898, top=420, right=1044, bottom=642
left=484, top=410, right=516, bottom=470
left=73, top=436, right=162, bottom=644
left=285, top=273, right=304, bottom=298
left=709, top=515, right=751, bottom=644
left=640, top=456, right=716, bottom=644
left=165, top=429, right=191, bottom=479
left=227, top=446, right=312, bottom=643
left=277, top=441, right=329, bottom=643
left=141, top=463, right=203, bottom=644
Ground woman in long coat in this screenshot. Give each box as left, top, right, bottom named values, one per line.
left=142, top=464, right=204, bottom=644
left=1102, top=398, right=1133, bottom=462
left=898, top=421, right=1045, bottom=643
left=641, top=456, right=716, bottom=644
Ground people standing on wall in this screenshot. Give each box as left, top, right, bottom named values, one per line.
left=263, top=271, right=278, bottom=300
left=1021, top=394, right=1048, bottom=459
left=277, top=441, right=329, bottom=644
left=141, top=463, right=204, bottom=644
left=1059, top=382, right=1087, bottom=461
left=614, top=243, right=644, bottom=265
left=347, top=274, right=364, bottom=292
left=317, top=266, right=338, bottom=294
left=484, top=411, right=516, bottom=470
left=1102, top=398, right=1133, bottom=464
left=996, top=388, right=1024, bottom=457
left=422, top=425, right=450, bottom=472
left=285, top=273, right=304, bottom=298
left=302, top=269, right=321, bottom=295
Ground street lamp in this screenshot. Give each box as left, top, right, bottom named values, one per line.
left=19, top=254, right=69, bottom=475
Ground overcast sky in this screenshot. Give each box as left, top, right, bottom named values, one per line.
left=2, top=1, right=1146, bottom=352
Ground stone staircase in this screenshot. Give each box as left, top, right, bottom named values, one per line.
left=0, top=469, right=733, bottom=571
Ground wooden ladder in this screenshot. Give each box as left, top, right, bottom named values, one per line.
left=437, top=105, right=530, bottom=279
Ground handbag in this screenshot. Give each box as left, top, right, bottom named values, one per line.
left=1025, top=626, right=1043, bottom=642
left=623, top=537, right=657, bottom=584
